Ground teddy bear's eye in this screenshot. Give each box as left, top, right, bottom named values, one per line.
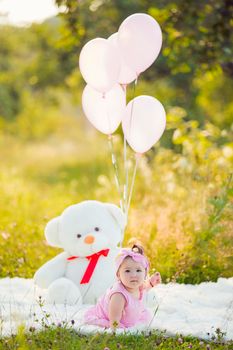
left=94, top=227, right=100, bottom=232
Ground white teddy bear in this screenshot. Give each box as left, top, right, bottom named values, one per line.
left=34, top=200, right=126, bottom=305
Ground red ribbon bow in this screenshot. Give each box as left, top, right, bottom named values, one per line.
left=67, top=249, right=110, bottom=284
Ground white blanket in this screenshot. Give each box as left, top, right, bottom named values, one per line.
left=0, top=277, right=232, bottom=340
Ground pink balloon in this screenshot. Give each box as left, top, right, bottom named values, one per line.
left=79, top=38, right=120, bottom=93
left=82, top=84, right=126, bottom=135
left=122, top=95, right=166, bottom=153
left=108, top=33, right=137, bottom=85
left=118, top=13, right=162, bottom=75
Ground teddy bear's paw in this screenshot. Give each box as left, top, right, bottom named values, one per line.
left=46, top=278, right=82, bottom=306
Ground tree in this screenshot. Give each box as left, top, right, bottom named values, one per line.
left=54, top=0, right=233, bottom=77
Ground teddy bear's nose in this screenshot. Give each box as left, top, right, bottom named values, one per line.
left=84, top=235, right=95, bottom=244
left=77, top=234, right=82, bottom=238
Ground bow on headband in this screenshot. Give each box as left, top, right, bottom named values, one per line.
left=115, top=248, right=149, bottom=272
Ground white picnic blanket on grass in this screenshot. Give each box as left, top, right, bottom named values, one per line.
left=0, top=277, right=232, bottom=340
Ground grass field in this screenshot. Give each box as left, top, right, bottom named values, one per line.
left=0, top=121, right=232, bottom=282
left=1, top=326, right=232, bottom=350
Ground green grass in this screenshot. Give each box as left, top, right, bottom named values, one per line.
left=0, top=130, right=118, bottom=277
left=1, top=326, right=232, bottom=350
left=0, top=115, right=232, bottom=281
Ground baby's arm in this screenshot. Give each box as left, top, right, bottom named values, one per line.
left=144, top=272, right=161, bottom=290
left=108, top=293, right=126, bottom=329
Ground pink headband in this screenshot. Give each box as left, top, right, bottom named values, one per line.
left=115, top=249, right=149, bottom=273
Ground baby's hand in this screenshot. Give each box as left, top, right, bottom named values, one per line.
left=149, top=272, right=161, bottom=287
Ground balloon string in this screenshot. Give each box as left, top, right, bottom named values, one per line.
left=108, top=135, right=123, bottom=211
left=126, top=154, right=139, bottom=216
left=105, top=97, right=113, bottom=137
left=129, top=78, right=137, bottom=139
left=123, top=136, right=128, bottom=214
left=123, top=78, right=138, bottom=215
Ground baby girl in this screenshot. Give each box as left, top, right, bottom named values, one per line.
left=84, top=244, right=161, bottom=329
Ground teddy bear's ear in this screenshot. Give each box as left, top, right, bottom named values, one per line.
left=45, top=217, right=62, bottom=248
left=105, top=204, right=127, bottom=230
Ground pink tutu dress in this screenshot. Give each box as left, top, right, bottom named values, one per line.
left=84, top=281, right=152, bottom=328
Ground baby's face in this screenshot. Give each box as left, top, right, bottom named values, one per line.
left=117, top=257, right=145, bottom=291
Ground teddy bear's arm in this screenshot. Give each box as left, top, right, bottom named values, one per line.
left=34, top=252, right=68, bottom=289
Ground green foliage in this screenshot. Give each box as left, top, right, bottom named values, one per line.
left=194, top=67, right=233, bottom=127
left=150, top=0, right=233, bottom=75
left=0, top=26, right=25, bottom=119
left=10, top=90, right=68, bottom=141
left=175, top=175, right=233, bottom=284
left=55, top=0, right=233, bottom=76
left=26, top=20, right=77, bottom=90
left=0, top=83, right=20, bottom=120
left=0, top=20, right=76, bottom=121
